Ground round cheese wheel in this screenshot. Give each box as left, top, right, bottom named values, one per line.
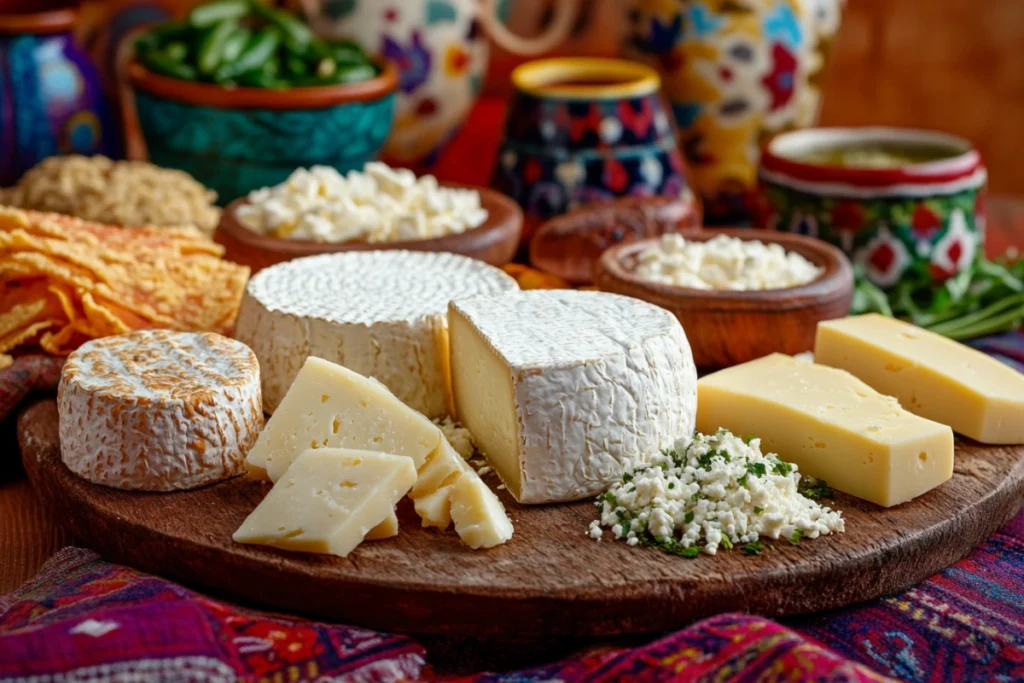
left=58, top=330, right=263, bottom=491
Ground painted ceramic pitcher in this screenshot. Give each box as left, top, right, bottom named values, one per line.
left=626, top=0, right=844, bottom=224
left=299, top=0, right=580, bottom=168
left=0, top=1, right=118, bottom=185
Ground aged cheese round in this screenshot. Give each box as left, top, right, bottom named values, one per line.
left=234, top=250, right=518, bottom=417
left=449, top=290, right=698, bottom=504
left=58, top=330, right=263, bottom=491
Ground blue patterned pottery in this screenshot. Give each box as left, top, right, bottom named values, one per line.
left=127, top=60, right=398, bottom=204
left=492, top=57, right=690, bottom=245
left=0, top=1, right=118, bottom=185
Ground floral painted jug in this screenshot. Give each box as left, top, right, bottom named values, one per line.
left=627, top=0, right=844, bottom=224
left=300, top=0, right=581, bottom=169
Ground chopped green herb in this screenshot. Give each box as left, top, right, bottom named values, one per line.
left=684, top=511, right=695, bottom=524
left=737, top=473, right=749, bottom=487
left=742, top=541, right=766, bottom=556
left=771, top=459, right=794, bottom=476
left=754, top=506, right=764, bottom=514
left=743, top=434, right=757, bottom=444
left=668, top=482, right=675, bottom=489
left=789, top=529, right=805, bottom=544
left=798, top=476, right=835, bottom=500
left=721, top=537, right=734, bottom=551
left=622, top=472, right=633, bottom=484
left=746, top=462, right=767, bottom=477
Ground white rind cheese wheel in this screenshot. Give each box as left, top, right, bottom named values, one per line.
left=58, top=330, right=264, bottom=491
left=449, top=290, right=698, bottom=504
left=234, top=250, right=518, bottom=417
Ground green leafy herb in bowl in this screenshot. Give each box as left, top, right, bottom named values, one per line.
left=852, top=255, right=1024, bottom=340
left=134, top=0, right=378, bottom=88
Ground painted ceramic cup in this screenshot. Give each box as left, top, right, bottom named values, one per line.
left=493, top=57, right=690, bottom=245
left=298, top=0, right=580, bottom=168
left=758, top=127, right=987, bottom=289
left=0, top=0, right=118, bottom=185
left=627, top=0, right=844, bottom=225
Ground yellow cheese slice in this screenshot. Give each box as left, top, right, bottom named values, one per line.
left=233, top=448, right=416, bottom=557
left=245, top=357, right=441, bottom=483
left=816, top=314, right=1024, bottom=444
left=365, top=511, right=399, bottom=540
left=409, top=439, right=513, bottom=548
left=449, top=472, right=515, bottom=549
left=696, top=354, right=954, bottom=507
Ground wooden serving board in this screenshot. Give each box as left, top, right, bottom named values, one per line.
left=19, top=399, right=1024, bottom=639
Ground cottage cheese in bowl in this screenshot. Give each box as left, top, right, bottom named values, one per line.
left=633, top=233, right=823, bottom=291
left=234, top=162, right=489, bottom=243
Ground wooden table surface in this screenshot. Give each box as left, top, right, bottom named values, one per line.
left=2, top=196, right=1023, bottom=596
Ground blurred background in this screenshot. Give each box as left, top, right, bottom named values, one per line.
left=58, top=0, right=1020, bottom=192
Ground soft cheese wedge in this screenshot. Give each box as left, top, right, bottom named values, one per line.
left=233, top=448, right=416, bottom=557
left=816, top=314, right=1024, bottom=444
left=696, top=354, right=954, bottom=507
left=245, top=356, right=441, bottom=483
left=449, top=290, right=698, bottom=504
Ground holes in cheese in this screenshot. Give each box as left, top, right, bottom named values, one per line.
left=233, top=448, right=416, bottom=557
left=816, top=314, right=1024, bottom=444
left=245, top=356, right=513, bottom=549
left=245, top=357, right=442, bottom=483
left=696, top=354, right=954, bottom=508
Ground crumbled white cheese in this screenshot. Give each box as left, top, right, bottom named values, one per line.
left=633, top=233, right=823, bottom=291
left=477, top=465, right=492, bottom=476
left=590, top=429, right=844, bottom=557
left=434, top=416, right=475, bottom=460
left=235, top=162, right=488, bottom=243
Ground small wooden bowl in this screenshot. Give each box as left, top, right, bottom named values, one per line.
left=215, top=183, right=523, bottom=273
left=595, top=229, right=854, bottom=369
left=530, top=191, right=702, bottom=285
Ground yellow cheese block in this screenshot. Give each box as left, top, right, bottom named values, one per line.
left=816, top=314, right=1024, bottom=444
left=245, top=357, right=441, bottom=483
left=696, top=354, right=954, bottom=507
left=233, top=448, right=416, bottom=557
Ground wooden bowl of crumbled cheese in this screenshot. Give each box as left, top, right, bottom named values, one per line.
left=214, top=163, right=522, bottom=273
left=595, top=229, right=854, bottom=369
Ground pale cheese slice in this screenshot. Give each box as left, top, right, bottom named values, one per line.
left=365, top=511, right=399, bottom=540
left=233, top=448, right=416, bottom=557
left=816, top=314, right=1024, bottom=444
left=449, top=472, right=515, bottom=549
left=245, top=357, right=441, bottom=483
left=697, top=354, right=954, bottom=508
left=410, top=439, right=514, bottom=548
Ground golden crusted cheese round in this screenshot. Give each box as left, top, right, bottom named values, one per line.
left=58, top=330, right=263, bottom=491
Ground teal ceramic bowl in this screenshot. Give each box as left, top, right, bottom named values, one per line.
left=127, top=60, right=397, bottom=204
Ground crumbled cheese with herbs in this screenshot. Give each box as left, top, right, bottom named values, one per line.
left=235, top=162, right=488, bottom=243
left=589, top=429, right=844, bottom=557
left=633, top=233, right=823, bottom=291
left=434, top=417, right=475, bottom=460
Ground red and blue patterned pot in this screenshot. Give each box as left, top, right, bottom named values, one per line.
left=492, top=57, right=690, bottom=245
left=0, top=1, right=118, bottom=185
left=758, top=127, right=987, bottom=289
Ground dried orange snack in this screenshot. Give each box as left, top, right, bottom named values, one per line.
left=0, top=207, right=249, bottom=359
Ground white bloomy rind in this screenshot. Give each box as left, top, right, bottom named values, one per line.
left=451, top=290, right=698, bottom=504
left=58, top=330, right=264, bottom=491
left=234, top=250, right=518, bottom=417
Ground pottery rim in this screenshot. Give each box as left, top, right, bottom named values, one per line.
left=0, top=0, right=77, bottom=34
left=128, top=58, right=398, bottom=110
left=511, top=57, right=661, bottom=100
left=760, top=127, right=986, bottom=197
